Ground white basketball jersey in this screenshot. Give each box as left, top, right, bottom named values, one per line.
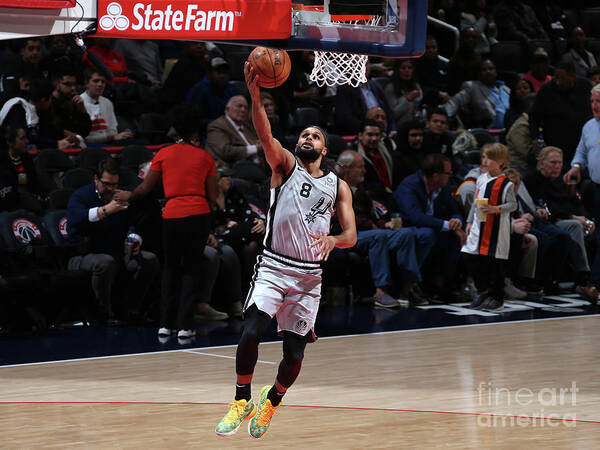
left=263, top=161, right=338, bottom=266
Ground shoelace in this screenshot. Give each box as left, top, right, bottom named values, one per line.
left=255, top=401, right=278, bottom=426
left=223, top=401, right=247, bottom=425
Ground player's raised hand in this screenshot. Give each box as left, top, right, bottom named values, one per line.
left=244, top=62, right=260, bottom=98
left=309, top=233, right=336, bottom=261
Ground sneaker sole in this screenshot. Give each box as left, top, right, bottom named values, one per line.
left=215, top=404, right=256, bottom=437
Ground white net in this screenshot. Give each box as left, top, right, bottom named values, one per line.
left=309, top=17, right=381, bottom=88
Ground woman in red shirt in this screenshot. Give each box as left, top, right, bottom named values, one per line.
left=116, top=105, right=217, bottom=338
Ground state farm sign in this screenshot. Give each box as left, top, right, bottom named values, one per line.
left=95, top=0, right=291, bottom=39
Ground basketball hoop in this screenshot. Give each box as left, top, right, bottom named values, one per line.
left=309, top=16, right=381, bottom=88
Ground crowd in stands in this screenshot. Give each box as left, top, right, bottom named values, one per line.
left=2, top=0, right=600, bottom=333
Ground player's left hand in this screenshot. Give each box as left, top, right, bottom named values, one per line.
left=309, top=233, right=336, bottom=261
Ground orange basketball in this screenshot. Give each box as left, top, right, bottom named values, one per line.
left=248, top=47, right=291, bottom=88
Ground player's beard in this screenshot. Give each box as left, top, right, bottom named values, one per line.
left=295, top=145, right=321, bottom=161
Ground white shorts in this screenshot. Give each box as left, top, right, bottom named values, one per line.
left=243, top=252, right=322, bottom=341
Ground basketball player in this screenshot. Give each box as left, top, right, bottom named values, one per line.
left=215, top=62, right=357, bottom=439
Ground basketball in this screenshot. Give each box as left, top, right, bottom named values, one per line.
left=248, top=47, right=291, bottom=88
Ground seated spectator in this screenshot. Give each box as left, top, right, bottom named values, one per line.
left=415, top=35, right=450, bottom=108
left=505, top=93, right=538, bottom=173
left=522, top=48, right=552, bottom=93
left=383, top=59, right=423, bottom=130
left=560, top=27, right=598, bottom=79
left=525, top=147, right=598, bottom=301
left=355, top=119, right=397, bottom=193
left=334, top=59, right=393, bottom=135
left=261, top=91, right=288, bottom=145
left=284, top=51, right=329, bottom=110
left=504, top=79, right=534, bottom=130
left=366, top=106, right=396, bottom=154
left=447, top=27, right=482, bottom=95
left=335, top=150, right=433, bottom=306
left=81, top=67, right=135, bottom=146
left=66, top=158, right=160, bottom=322
left=50, top=68, right=92, bottom=146
left=394, top=154, right=467, bottom=298
left=422, top=108, right=455, bottom=158
left=528, top=61, right=592, bottom=167
left=162, top=41, right=209, bottom=107
left=587, top=66, right=600, bottom=87
left=114, top=39, right=163, bottom=88
left=493, top=0, right=549, bottom=53
left=444, top=59, right=510, bottom=130
left=186, top=56, right=239, bottom=137
left=205, top=95, right=263, bottom=169
left=83, top=38, right=131, bottom=83
left=460, top=0, right=496, bottom=55
left=394, top=120, right=425, bottom=183
left=1, top=38, right=45, bottom=91
left=40, top=35, right=83, bottom=82
left=0, top=78, right=77, bottom=150
left=0, top=125, right=40, bottom=196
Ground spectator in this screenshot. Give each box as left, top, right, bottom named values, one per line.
left=422, top=108, right=455, bottom=158
left=383, top=59, right=423, bottom=129
left=186, top=56, right=239, bottom=136
left=365, top=106, right=396, bottom=155
left=394, top=154, right=467, bottom=298
left=1, top=38, right=44, bottom=87
left=529, top=61, right=592, bottom=167
left=83, top=38, right=130, bottom=83
left=334, top=59, right=393, bottom=135
left=66, top=158, right=160, bottom=323
left=394, top=119, right=425, bottom=183
left=81, top=67, right=134, bottom=146
left=0, top=125, right=40, bottom=196
left=504, top=93, right=537, bottom=173
left=115, top=104, right=219, bottom=338
left=460, top=0, right=496, bottom=55
left=162, top=41, right=209, bottom=107
left=587, top=66, right=600, bottom=87
left=336, top=150, right=433, bottom=306
left=284, top=51, right=328, bottom=110
left=114, top=39, right=163, bottom=87
left=522, top=48, right=552, bottom=93
left=205, top=95, right=263, bottom=169
left=260, top=91, right=287, bottom=145
left=447, top=27, right=482, bottom=95
left=504, top=79, right=534, bottom=130
left=493, top=0, right=549, bottom=53
left=462, top=143, right=516, bottom=311
left=415, top=36, right=450, bottom=108
left=50, top=68, right=92, bottom=146
left=560, top=27, right=598, bottom=79
left=40, top=35, right=83, bottom=82
left=355, top=119, right=396, bottom=192
left=444, top=59, right=510, bottom=130
left=525, top=146, right=598, bottom=302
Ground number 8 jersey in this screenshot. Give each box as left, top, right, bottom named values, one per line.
left=263, top=160, right=338, bottom=266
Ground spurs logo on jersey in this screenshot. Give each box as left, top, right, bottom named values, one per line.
left=263, top=161, right=338, bottom=264
left=305, top=197, right=332, bottom=224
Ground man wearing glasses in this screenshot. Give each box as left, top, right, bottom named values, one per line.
left=66, top=158, right=159, bottom=324
left=50, top=68, right=92, bottom=148
left=394, top=153, right=467, bottom=301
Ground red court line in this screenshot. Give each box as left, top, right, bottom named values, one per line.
left=1, top=402, right=598, bottom=424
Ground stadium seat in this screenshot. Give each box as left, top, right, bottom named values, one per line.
left=293, top=106, right=321, bottom=131
left=468, top=128, right=497, bottom=147
left=326, top=134, right=350, bottom=159
left=372, top=77, right=391, bottom=88
left=490, top=41, right=527, bottom=74
left=78, top=147, right=111, bottom=171
left=61, top=168, right=94, bottom=190
left=47, top=188, right=74, bottom=210
left=119, top=145, right=154, bottom=172
left=34, top=149, right=74, bottom=193
left=15, top=191, right=44, bottom=216
left=118, top=168, right=138, bottom=190
left=136, top=113, right=170, bottom=144
left=581, top=9, right=600, bottom=38
left=228, top=80, right=249, bottom=96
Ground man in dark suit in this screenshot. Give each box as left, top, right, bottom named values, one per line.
left=394, top=153, right=466, bottom=298
left=66, top=158, right=159, bottom=322
left=334, top=61, right=393, bottom=135
left=205, top=95, right=265, bottom=171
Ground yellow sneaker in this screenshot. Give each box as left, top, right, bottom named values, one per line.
left=248, top=385, right=280, bottom=439
left=215, top=398, right=256, bottom=437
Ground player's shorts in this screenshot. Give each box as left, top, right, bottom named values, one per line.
left=243, top=250, right=322, bottom=342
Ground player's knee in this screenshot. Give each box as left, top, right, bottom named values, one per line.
left=242, top=306, right=271, bottom=343
left=283, top=333, right=306, bottom=365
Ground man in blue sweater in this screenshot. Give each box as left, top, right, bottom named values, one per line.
left=66, top=158, right=159, bottom=323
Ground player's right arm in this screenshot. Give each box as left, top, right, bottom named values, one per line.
left=245, top=62, right=295, bottom=178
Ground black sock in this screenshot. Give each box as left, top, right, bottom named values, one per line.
left=267, top=385, right=285, bottom=406
left=235, top=383, right=251, bottom=401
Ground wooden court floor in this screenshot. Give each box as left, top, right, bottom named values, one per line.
left=1, top=316, right=599, bottom=449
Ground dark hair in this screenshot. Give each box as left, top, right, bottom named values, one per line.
left=52, top=65, right=77, bottom=82
left=587, top=66, right=600, bottom=79
left=396, top=119, right=425, bottom=145
left=555, top=60, right=576, bottom=74
left=4, top=125, right=24, bottom=146
left=170, top=104, right=201, bottom=141
left=28, top=78, right=54, bottom=102
left=97, top=158, right=120, bottom=177
left=509, top=78, right=534, bottom=107
left=429, top=107, right=448, bottom=119
left=21, top=37, right=42, bottom=49
left=392, top=58, right=418, bottom=97
left=83, top=66, right=105, bottom=83
left=359, top=119, right=383, bottom=133
left=422, top=153, right=450, bottom=177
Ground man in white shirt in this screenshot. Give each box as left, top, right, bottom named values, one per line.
left=81, top=68, right=134, bottom=145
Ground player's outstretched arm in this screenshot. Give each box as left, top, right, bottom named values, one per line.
left=309, top=179, right=357, bottom=261
left=244, top=62, right=294, bottom=177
